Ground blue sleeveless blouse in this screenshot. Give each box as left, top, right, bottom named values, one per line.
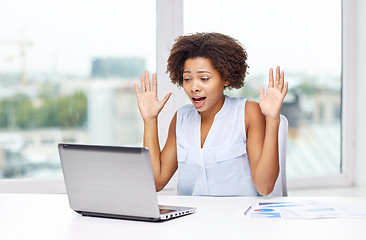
left=176, top=96, right=258, bottom=196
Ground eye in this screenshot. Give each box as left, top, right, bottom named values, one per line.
left=201, top=77, right=209, bottom=81
left=183, top=77, right=191, bottom=82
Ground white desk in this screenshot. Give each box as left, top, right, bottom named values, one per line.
left=1, top=193, right=365, bottom=240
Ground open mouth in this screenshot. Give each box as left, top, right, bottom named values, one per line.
left=191, top=96, right=206, bottom=108
left=192, top=96, right=206, bottom=103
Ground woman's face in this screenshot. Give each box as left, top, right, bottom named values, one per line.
left=182, top=57, right=229, bottom=117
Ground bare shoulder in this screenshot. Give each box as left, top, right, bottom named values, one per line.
left=245, top=100, right=265, bottom=130
left=168, top=112, right=178, bottom=135
left=163, top=112, right=178, bottom=154
left=245, top=100, right=264, bottom=119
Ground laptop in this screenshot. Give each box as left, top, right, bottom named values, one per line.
left=58, top=143, right=196, bottom=221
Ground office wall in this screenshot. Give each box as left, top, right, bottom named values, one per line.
left=355, top=0, right=366, bottom=186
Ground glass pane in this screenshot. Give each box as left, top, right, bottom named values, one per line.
left=0, top=0, right=155, bottom=179
left=183, top=0, right=341, bottom=178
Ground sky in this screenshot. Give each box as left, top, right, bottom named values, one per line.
left=0, top=0, right=156, bottom=76
left=184, top=0, right=342, bottom=77
left=0, top=0, right=341, bottom=78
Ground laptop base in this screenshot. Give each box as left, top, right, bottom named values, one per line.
left=78, top=211, right=161, bottom=222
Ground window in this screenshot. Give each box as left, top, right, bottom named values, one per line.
left=1, top=0, right=353, bottom=192
left=183, top=0, right=342, bottom=178
left=0, top=0, right=156, bottom=180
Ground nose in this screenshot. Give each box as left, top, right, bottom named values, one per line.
left=191, top=79, right=201, bottom=93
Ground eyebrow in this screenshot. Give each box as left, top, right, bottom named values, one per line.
left=183, top=70, right=212, bottom=74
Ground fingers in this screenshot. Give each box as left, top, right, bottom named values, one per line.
left=152, top=73, right=157, bottom=94
left=259, top=88, right=265, bottom=102
left=134, top=83, right=141, bottom=97
left=140, top=74, right=146, bottom=93
left=279, top=71, right=285, bottom=91
left=140, top=71, right=156, bottom=93
left=145, top=71, right=151, bottom=92
left=268, top=68, right=274, bottom=88
left=160, top=92, right=172, bottom=107
left=269, top=66, right=285, bottom=91
left=282, top=81, right=289, bottom=97
left=275, top=66, right=280, bottom=87
left=277, top=66, right=284, bottom=90
left=140, top=71, right=151, bottom=93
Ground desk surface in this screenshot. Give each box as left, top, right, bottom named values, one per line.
left=1, top=193, right=366, bottom=240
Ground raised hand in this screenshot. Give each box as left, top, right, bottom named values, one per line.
left=259, top=66, right=288, bottom=120
left=134, top=71, right=172, bottom=121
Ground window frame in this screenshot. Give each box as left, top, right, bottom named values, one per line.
left=286, top=0, right=356, bottom=189
left=0, top=0, right=355, bottom=193
left=157, top=0, right=356, bottom=191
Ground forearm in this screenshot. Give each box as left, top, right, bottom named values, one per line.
left=143, top=118, right=162, bottom=181
left=253, top=117, right=280, bottom=195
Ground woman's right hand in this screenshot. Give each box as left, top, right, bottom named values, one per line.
left=134, top=71, right=172, bottom=121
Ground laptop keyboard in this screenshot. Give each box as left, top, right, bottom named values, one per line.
left=160, top=208, right=175, bottom=214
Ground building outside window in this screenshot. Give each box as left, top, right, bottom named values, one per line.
left=183, top=0, right=342, bottom=178
left=0, top=0, right=344, bottom=191
left=0, top=0, right=156, bottom=179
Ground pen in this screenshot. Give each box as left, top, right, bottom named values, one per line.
left=244, top=206, right=252, bottom=215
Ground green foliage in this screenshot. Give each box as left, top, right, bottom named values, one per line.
left=0, top=92, right=87, bottom=129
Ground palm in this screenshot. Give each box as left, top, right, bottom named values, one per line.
left=134, top=71, right=171, bottom=121
left=137, top=88, right=165, bottom=120
left=259, top=66, right=288, bottom=119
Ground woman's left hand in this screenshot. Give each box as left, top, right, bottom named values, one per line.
left=259, top=66, right=288, bottom=120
